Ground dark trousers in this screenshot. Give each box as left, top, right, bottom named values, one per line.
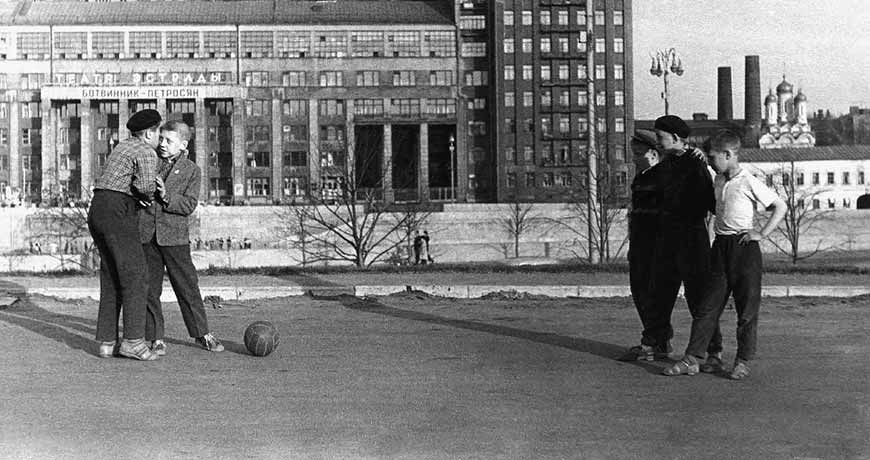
left=143, top=237, right=209, bottom=341
left=87, top=190, right=147, bottom=342
left=628, top=232, right=657, bottom=347
left=685, top=234, right=762, bottom=361
left=648, top=223, right=718, bottom=350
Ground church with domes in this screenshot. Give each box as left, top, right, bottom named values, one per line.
left=758, top=75, right=816, bottom=149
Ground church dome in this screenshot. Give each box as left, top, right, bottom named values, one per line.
left=794, top=90, right=807, bottom=102
left=776, top=75, right=793, bottom=94
left=765, top=89, right=777, bottom=104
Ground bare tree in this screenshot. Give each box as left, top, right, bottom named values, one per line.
left=497, top=197, right=543, bottom=258
left=26, top=191, right=98, bottom=272
left=276, top=127, right=425, bottom=267
left=757, top=161, right=835, bottom=264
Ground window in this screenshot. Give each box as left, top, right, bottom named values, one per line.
left=465, top=70, right=488, bottom=86
left=541, top=144, right=552, bottom=162
left=0, top=103, right=5, bottom=118
left=595, top=64, right=606, bottom=79
left=521, top=10, right=532, bottom=25
left=247, top=178, right=270, bottom=196
left=542, top=173, right=554, bottom=188
left=614, top=64, right=624, bottom=80
left=505, top=147, right=515, bottom=163
left=558, top=64, right=569, bottom=80
left=576, top=33, right=587, bottom=53
left=541, top=90, right=551, bottom=108
left=597, top=118, right=605, bottom=133
left=204, top=31, right=238, bottom=58
left=523, top=91, right=533, bottom=107
left=577, top=117, right=588, bottom=134
left=594, top=10, right=605, bottom=25
left=504, top=11, right=514, bottom=26
left=357, top=71, right=380, bottom=87
left=245, top=125, right=271, bottom=143
left=166, top=31, right=199, bottom=58
left=468, top=121, right=486, bottom=136
left=354, top=99, right=384, bottom=115
left=524, top=119, right=534, bottom=133
left=424, top=31, right=455, bottom=57
left=276, top=31, right=309, bottom=58
left=319, top=125, right=345, bottom=142
left=595, top=38, right=606, bottom=53
left=470, top=98, right=486, bottom=109
left=129, top=31, right=161, bottom=58
left=21, top=102, right=40, bottom=118
left=207, top=100, right=233, bottom=116
left=541, top=37, right=551, bottom=53
left=525, top=172, right=535, bottom=188
left=282, top=100, right=307, bottom=117
left=559, top=90, right=569, bottom=107
left=98, top=101, right=119, bottom=114
left=319, top=100, right=345, bottom=117
left=283, top=71, right=306, bottom=87
left=576, top=64, right=587, bottom=80
left=796, top=172, right=805, bottom=185
left=0, top=154, right=7, bottom=170
left=461, top=42, right=487, bottom=57
left=614, top=38, right=624, bottom=53
left=244, top=71, right=270, bottom=87
left=284, top=150, right=308, bottom=167
left=460, top=15, right=486, bottom=30
left=54, top=32, right=87, bottom=59
left=167, top=100, right=194, bottom=114
left=812, top=172, right=820, bottom=185
left=522, top=65, right=533, bottom=81
left=314, top=32, right=347, bottom=58
left=615, top=118, right=625, bottom=133
left=614, top=11, right=624, bottom=25
left=540, top=11, right=551, bottom=26
left=614, top=145, right=625, bottom=161
left=387, top=31, right=419, bottom=57
left=522, top=38, right=532, bottom=53
left=541, top=65, right=551, bottom=81
left=391, top=98, right=420, bottom=116
left=596, top=91, right=606, bottom=106
left=393, top=71, right=416, bottom=86
left=812, top=199, right=820, bottom=209
left=429, top=70, right=453, bottom=86
left=504, top=66, right=515, bottom=81
left=20, top=74, right=45, bottom=90
left=350, top=31, right=383, bottom=57
left=245, top=100, right=270, bottom=117
left=0, top=129, right=7, bottom=145
left=827, top=172, right=835, bottom=185
left=828, top=199, right=836, bottom=209
left=505, top=92, right=515, bottom=107
left=559, top=37, right=569, bottom=53
left=319, top=71, right=344, bottom=87
left=557, top=172, right=572, bottom=187
left=282, top=125, right=308, bottom=142
left=17, top=32, right=50, bottom=59
left=577, top=90, right=588, bottom=106
left=859, top=171, right=865, bottom=185
left=507, top=172, right=517, bottom=188
left=427, top=98, right=455, bottom=115
left=283, top=177, right=307, bottom=197
left=242, top=31, right=274, bottom=58
left=843, top=171, right=851, bottom=185
left=614, top=91, right=624, bottom=106
left=541, top=116, right=552, bottom=137
left=22, top=128, right=40, bottom=145
left=246, top=151, right=270, bottom=168
left=557, top=10, right=569, bottom=25
left=559, top=116, right=570, bottom=134
left=765, top=175, right=774, bottom=187
left=505, top=118, right=515, bottom=133
left=523, top=145, right=533, bottom=161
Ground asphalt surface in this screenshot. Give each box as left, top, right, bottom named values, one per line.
left=1, top=289, right=868, bottom=460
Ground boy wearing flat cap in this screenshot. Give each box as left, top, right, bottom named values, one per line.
left=619, top=130, right=669, bottom=361
left=637, top=115, right=717, bottom=362
left=88, top=108, right=162, bottom=361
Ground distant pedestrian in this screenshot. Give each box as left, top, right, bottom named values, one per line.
left=422, top=230, right=433, bottom=264
left=412, top=231, right=423, bottom=265
left=663, top=131, right=786, bottom=379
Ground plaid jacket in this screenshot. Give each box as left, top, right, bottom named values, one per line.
left=94, top=137, right=158, bottom=199
left=139, top=156, right=201, bottom=246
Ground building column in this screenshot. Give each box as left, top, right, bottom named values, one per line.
left=419, top=122, right=429, bottom=202
left=40, top=99, right=55, bottom=200
left=307, top=98, right=319, bottom=198
left=8, top=100, right=19, bottom=190
left=79, top=99, right=92, bottom=197
left=456, top=122, right=468, bottom=202
left=231, top=97, right=246, bottom=202
left=271, top=98, right=282, bottom=203
left=383, top=123, right=393, bottom=203
left=345, top=99, right=355, bottom=192
left=156, top=98, right=167, bottom=121
left=194, top=98, right=207, bottom=201
left=118, top=99, right=130, bottom=141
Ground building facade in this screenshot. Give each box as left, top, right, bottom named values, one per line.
left=0, top=0, right=632, bottom=206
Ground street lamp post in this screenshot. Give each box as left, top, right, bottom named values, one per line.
left=448, top=134, right=455, bottom=202
left=649, top=48, right=684, bottom=116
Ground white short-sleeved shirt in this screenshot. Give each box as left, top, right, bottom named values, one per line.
left=713, top=168, right=780, bottom=235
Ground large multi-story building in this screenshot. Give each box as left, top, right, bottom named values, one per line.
left=0, top=0, right=632, bottom=206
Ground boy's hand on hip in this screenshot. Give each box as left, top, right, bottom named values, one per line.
left=739, top=230, right=763, bottom=244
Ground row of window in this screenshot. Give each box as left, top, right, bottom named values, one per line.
left=769, top=171, right=867, bottom=187
left=505, top=89, right=624, bottom=108
left=504, top=143, right=626, bottom=165
left=245, top=98, right=457, bottom=118
left=505, top=116, right=625, bottom=137
left=1, top=30, right=457, bottom=60
left=504, top=9, right=623, bottom=27
left=504, top=63, right=624, bottom=82
left=243, top=70, right=455, bottom=87
left=504, top=36, right=622, bottom=54
left=505, top=170, right=628, bottom=189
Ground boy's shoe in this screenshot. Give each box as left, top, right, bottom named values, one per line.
left=730, top=360, right=750, bottom=380
left=662, top=355, right=699, bottom=376
left=98, top=341, right=119, bottom=358
left=118, top=339, right=158, bottom=361
left=151, top=340, right=167, bottom=356
left=700, top=353, right=724, bottom=373
left=618, top=342, right=671, bottom=362
left=195, top=333, right=225, bottom=352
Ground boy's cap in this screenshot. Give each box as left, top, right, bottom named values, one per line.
left=654, top=115, right=691, bottom=139
left=126, top=109, right=161, bottom=132
left=630, top=130, right=657, bottom=149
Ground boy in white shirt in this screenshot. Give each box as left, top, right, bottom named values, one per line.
left=663, top=130, right=786, bottom=380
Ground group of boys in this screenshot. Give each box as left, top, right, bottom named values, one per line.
left=622, top=115, right=786, bottom=380
left=87, top=109, right=223, bottom=361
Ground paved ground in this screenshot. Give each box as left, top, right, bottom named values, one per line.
left=1, top=285, right=868, bottom=460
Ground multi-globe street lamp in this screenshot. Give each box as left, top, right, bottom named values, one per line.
left=649, top=48, right=684, bottom=116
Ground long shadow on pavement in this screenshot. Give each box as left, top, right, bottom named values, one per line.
left=331, top=294, right=662, bottom=375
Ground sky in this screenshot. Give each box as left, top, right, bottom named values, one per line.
left=632, top=0, right=870, bottom=120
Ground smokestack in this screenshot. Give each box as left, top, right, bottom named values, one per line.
left=717, top=66, right=733, bottom=121
left=744, top=56, right=761, bottom=125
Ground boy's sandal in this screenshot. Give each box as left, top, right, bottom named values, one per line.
left=119, top=340, right=158, bottom=361
left=662, top=357, right=699, bottom=376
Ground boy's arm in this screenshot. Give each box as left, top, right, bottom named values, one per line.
left=160, top=165, right=201, bottom=216
left=740, top=197, right=787, bottom=244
